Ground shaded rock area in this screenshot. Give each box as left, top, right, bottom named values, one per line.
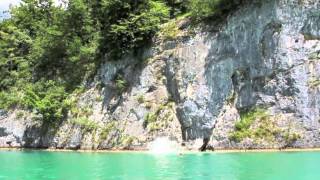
left=1, top=0, right=320, bottom=151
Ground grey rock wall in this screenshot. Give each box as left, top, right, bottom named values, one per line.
left=0, top=0, right=319, bottom=150
left=206, top=0, right=320, bottom=148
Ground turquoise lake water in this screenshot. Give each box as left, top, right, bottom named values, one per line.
left=0, top=150, right=319, bottom=180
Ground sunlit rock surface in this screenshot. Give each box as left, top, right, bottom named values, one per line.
left=0, top=0, right=320, bottom=150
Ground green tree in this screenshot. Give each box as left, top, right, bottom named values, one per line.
left=188, top=0, right=242, bottom=21
left=0, top=0, right=172, bottom=124
left=22, top=80, right=67, bottom=122
left=92, top=0, right=169, bottom=59
left=0, top=22, right=32, bottom=90
left=163, top=0, right=187, bottom=18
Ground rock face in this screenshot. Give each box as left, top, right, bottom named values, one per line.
left=0, top=0, right=320, bottom=150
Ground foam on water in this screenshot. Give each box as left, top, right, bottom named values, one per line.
left=148, top=137, right=180, bottom=154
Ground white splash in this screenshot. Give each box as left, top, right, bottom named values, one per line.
left=148, top=137, right=180, bottom=154
left=192, top=138, right=204, bottom=149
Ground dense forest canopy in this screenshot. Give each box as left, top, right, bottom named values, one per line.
left=0, top=0, right=241, bottom=123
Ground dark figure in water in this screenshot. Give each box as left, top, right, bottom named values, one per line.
left=6, top=141, right=12, bottom=147
left=199, top=138, right=210, bottom=152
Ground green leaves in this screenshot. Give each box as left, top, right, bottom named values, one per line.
left=188, top=0, right=242, bottom=21
left=0, top=88, right=24, bottom=110
left=97, top=0, right=170, bottom=59
left=162, top=0, right=188, bottom=18
left=0, top=23, right=32, bottom=90
left=0, top=0, right=172, bottom=123
left=22, top=81, right=67, bottom=122
left=115, top=75, right=128, bottom=93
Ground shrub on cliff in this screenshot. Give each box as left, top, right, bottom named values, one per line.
left=188, top=0, right=242, bottom=21
left=22, top=81, right=68, bottom=122
left=96, top=0, right=170, bottom=59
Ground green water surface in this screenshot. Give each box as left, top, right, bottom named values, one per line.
left=0, top=150, right=319, bottom=180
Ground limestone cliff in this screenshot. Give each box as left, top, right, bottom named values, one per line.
left=0, top=0, right=320, bottom=150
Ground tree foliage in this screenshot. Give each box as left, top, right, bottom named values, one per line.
left=188, top=0, right=242, bottom=21
left=0, top=0, right=171, bottom=123
left=93, top=0, right=169, bottom=59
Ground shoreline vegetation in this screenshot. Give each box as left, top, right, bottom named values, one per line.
left=1, top=147, right=320, bottom=154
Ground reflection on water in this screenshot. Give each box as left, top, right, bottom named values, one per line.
left=0, top=150, right=320, bottom=180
